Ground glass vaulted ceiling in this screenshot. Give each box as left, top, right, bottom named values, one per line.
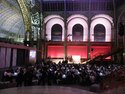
left=0, top=0, right=25, bottom=42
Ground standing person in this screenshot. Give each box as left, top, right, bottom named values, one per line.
left=24, top=67, right=33, bottom=86
left=3, top=69, right=13, bottom=83
left=16, top=68, right=24, bottom=87
left=38, top=68, right=47, bottom=85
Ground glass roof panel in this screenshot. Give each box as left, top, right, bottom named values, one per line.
left=0, top=0, right=25, bottom=42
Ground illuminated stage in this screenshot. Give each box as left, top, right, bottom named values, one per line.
left=45, top=42, right=111, bottom=64
left=41, top=14, right=113, bottom=63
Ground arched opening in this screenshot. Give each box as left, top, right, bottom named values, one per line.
left=94, top=24, right=106, bottom=42
left=51, top=24, right=62, bottom=41
left=72, top=24, right=83, bottom=41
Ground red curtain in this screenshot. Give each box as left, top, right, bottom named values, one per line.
left=90, top=46, right=111, bottom=59
left=67, top=46, right=87, bottom=58
left=47, top=45, right=111, bottom=59
left=48, top=46, right=64, bottom=58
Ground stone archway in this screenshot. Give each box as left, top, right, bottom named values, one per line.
left=94, top=24, right=106, bottom=42
left=67, top=14, right=88, bottom=41
left=90, top=14, right=113, bottom=42
left=44, top=15, right=64, bottom=41
left=51, top=24, right=62, bottom=41
left=72, top=24, right=83, bottom=41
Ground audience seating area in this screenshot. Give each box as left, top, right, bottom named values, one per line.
left=100, top=66, right=125, bottom=90
left=0, top=60, right=125, bottom=92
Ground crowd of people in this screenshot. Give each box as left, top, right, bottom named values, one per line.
left=1, top=60, right=124, bottom=87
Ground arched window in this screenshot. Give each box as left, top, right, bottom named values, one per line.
left=72, top=24, right=83, bottom=41
left=51, top=24, right=62, bottom=41
left=94, top=24, right=106, bottom=42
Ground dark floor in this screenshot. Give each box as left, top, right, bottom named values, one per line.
left=0, top=86, right=97, bottom=94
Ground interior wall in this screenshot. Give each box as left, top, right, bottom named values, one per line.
left=0, top=43, right=35, bottom=68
